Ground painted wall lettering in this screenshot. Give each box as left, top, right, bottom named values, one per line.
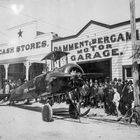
left=0, top=47, right=14, bottom=55
left=53, top=29, right=140, bottom=52
left=16, top=40, right=47, bottom=53
left=70, top=49, right=120, bottom=62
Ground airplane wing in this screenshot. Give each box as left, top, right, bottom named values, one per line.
left=9, top=72, right=71, bottom=101
left=42, top=51, right=69, bottom=61
left=9, top=67, right=83, bottom=102
left=81, top=73, right=104, bottom=79
left=47, top=71, right=72, bottom=77
left=9, top=79, right=35, bottom=101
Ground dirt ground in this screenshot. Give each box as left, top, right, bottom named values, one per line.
left=0, top=102, right=140, bottom=140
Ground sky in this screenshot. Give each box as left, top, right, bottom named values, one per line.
left=0, top=0, right=140, bottom=44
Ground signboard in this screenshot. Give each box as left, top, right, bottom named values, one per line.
left=0, top=35, right=52, bottom=61
left=53, top=29, right=140, bottom=62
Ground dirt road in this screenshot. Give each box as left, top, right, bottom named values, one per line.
left=0, top=103, right=140, bottom=140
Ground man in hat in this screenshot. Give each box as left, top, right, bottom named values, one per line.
left=120, top=80, right=134, bottom=115
left=116, top=78, right=123, bottom=97
left=113, top=78, right=118, bottom=86
left=127, top=80, right=134, bottom=108
left=94, top=80, right=99, bottom=108
left=104, top=83, right=115, bottom=115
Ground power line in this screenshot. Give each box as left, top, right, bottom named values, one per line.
left=0, top=4, right=75, bottom=34
left=19, top=13, right=75, bottom=34
left=0, top=30, right=9, bottom=38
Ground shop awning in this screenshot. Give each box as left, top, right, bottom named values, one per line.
left=0, top=53, right=47, bottom=65
left=0, top=56, right=27, bottom=65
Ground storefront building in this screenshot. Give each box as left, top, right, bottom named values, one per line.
left=52, top=18, right=140, bottom=81
left=0, top=21, right=56, bottom=89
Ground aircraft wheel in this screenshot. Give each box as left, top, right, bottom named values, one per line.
left=69, top=103, right=79, bottom=119
left=133, top=112, right=140, bottom=125
left=133, top=106, right=140, bottom=125
left=42, top=104, right=54, bottom=122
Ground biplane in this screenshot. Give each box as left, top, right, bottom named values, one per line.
left=1, top=51, right=91, bottom=121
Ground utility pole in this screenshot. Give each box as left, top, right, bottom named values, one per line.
left=129, top=0, right=140, bottom=106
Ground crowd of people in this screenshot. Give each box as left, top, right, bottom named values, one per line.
left=81, top=78, right=135, bottom=116
left=0, top=76, right=137, bottom=117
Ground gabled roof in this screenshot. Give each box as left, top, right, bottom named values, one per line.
left=52, top=18, right=140, bottom=42
left=77, top=20, right=110, bottom=35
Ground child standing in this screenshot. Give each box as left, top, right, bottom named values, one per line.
left=113, top=87, right=121, bottom=116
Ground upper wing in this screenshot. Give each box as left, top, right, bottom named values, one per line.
left=47, top=71, right=72, bottom=78
left=42, top=51, right=69, bottom=61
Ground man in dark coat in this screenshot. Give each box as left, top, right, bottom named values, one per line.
left=104, top=83, right=115, bottom=115
left=119, top=80, right=134, bottom=115
left=116, top=78, right=123, bottom=97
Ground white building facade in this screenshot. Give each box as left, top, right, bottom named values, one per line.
left=0, top=21, right=55, bottom=89
left=52, top=19, right=140, bottom=81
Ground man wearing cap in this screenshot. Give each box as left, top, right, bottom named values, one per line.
left=126, top=80, right=134, bottom=109
left=116, top=78, right=123, bottom=97
left=113, top=78, right=118, bottom=86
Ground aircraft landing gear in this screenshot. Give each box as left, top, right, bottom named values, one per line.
left=69, top=103, right=79, bottom=119
left=67, top=90, right=91, bottom=119
left=69, top=101, right=91, bottom=119
left=133, top=106, right=140, bottom=125
left=42, top=104, right=54, bottom=122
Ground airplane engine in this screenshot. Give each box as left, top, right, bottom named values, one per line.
left=57, top=63, right=84, bottom=74
left=45, top=63, right=84, bottom=94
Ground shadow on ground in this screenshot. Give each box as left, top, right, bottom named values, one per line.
left=0, top=103, right=89, bottom=124
left=1, top=103, right=137, bottom=126
left=11, top=104, right=69, bottom=116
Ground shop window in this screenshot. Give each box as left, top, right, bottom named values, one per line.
left=8, top=63, right=25, bottom=81
left=126, top=67, right=132, bottom=77
left=29, top=63, right=43, bottom=80
left=9, top=63, right=24, bottom=73
left=123, top=65, right=132, bottom=80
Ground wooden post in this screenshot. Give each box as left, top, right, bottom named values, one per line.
left=129, top=0, right=140, bottom=106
